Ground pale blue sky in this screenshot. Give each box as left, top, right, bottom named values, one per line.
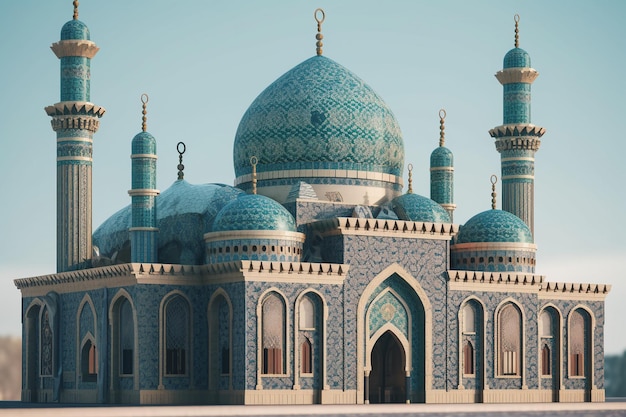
left=0, top=1, right=624, bottom=354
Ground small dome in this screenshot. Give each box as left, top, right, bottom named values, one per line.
left=456, top=209, right=533, bottom=244
left=61, top=20, right=90, bottom=41
left=430, top=146, right=453, bottom=168
left=131, top=132, right=156, bottom=155
left=212, top=194, right=296, bottom=233
left=503, top=47, right=531, bottom=69
left=391, top=193, right=451, bottom=223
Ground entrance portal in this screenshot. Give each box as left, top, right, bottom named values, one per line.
left=369, top=331, right=406, bottom=403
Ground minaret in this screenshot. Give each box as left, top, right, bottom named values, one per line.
left=489, top=15, right=546, bottom=236
left=129, top=94, right=159, bottom=263
left=430, top=109, right=455, bottom=221
left=45, top=1, right=105, bottom=272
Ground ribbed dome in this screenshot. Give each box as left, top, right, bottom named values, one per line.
left=503, top=47, right=531, bottom=69
left=430, top=146, right=453, bottom=167
left=61, top=20, right=90, bottom=40
left=455, top=209, right=533, bottom=244
left=391, top=193, right=451, bottom=223
left=233, top=55, right=404, bottom=181
left=93, top=181, right=244, bottom=264
left=131, top=132, right=156, bottom=155
left=212, top=194, right=296, bottom=233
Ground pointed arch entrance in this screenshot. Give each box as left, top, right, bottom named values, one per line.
left=368, top=330, right=406, bottom=403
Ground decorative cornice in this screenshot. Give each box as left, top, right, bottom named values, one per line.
left=235, top=169, right=402, bottom=186
left=128, top=189, right=160, bottom=197
left=45, top=101, right=106, bottom=117
left=448, top=270, right=544, bottom=293
left=451, top=242, right=537, bottom=252
left=49, top=115, right=101, bottom=133
left=204, top=229, right=306, bottom=243
left=538, top=281, right=611, bottom=301
left=495, top=68, right=539, bottom=85
left=494, top=136, right=542, bottom=152
left=314, top=217, right=458, bottom=241
left=489, top=124, right=546, bottom=139
left=50, top=40, right=100, bottom=59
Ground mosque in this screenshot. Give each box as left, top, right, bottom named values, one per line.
left=14, top=3, right=611, bottom=405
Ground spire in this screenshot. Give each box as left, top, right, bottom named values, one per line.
left=315, top=8, right=325, bottom=56
left=177, top=142, right=186, bottom=180
left=141, top=93, right=148, bottom=132
left=514, top=14, right=520, bottom=48
left=491, top=175, right=498, bottom=210
left=439, top=109, right=446, bottom=147
left=407, top=163, right=413, bottom=194
left=73, top=0, right=79, bottom=20
left=250, top=156, right=258, bottom=194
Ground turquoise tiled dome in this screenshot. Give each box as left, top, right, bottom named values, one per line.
left=131, top=132, right=156, bottom=154
left=61, top=20, right=90, bottom=40
left=212, top=194, right=296, bottom=232
left=430, top=146, right=453, bottom=167
left=93, top=181, right=244, bottom=264
left=503, top=47, right=531, bottom=69
left=233, top=55, right=404, bottom=179
left=456, top=209, right=533, bottom=244
left=391, top=193, right=451, bottom=223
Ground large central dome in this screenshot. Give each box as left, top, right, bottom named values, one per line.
left=233, top=55, right=404, bottom=205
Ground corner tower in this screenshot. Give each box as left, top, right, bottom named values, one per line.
left=488, top=15, right=545, bottom=236
left=129, top=94, right=159, bottom=263
left=45, top=1, right=105, bottom=272
left=430, top=109, right=455, bottom=221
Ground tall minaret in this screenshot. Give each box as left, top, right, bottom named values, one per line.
left=488, top=15, right=546, bottom=236
left=129, top=95, right=159, bottom=263
left=430, top=109, right=455, bottom=221
left=46, top=1, right=105, bottom=272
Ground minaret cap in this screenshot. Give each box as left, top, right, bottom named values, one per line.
left=439, top=109, right=446, bottom=147
left=514, top=14, right=520, bottom=48
left=141, top=93, right=148, bottom=132
left=407, top=163, right=413, bottom=194
left=177, top=142, right=186, bottom=180
left=490, top=175, right=498, bottom=210
left=73, top=0, right=79, bottom=20
left=250, top=156, right=258, bottom=194
left=315, top=8, right=325, bottom=56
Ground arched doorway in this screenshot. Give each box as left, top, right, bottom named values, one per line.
left=24, top=303, right=41, bottom=402
left=369, top=331, right=406, bottom=403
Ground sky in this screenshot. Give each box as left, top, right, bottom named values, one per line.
left=0, top=1, right=625, bottom=354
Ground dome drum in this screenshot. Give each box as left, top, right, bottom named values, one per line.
left=204, top=230, right=305, bottom=264
left=451, top=242, right=536, bottom=274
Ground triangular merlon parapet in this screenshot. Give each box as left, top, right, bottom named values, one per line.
left=312, top=217, right=458, bottom=241
left=45, top=101, right=106, bottom=117
left=489, top=124, right=546, bottom=139
left=538, top=281, right=611, bottom=301
left=448, top=270, right=544, bottom=293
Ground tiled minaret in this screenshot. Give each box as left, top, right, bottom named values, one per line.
left=129, top=95, right=159, bottom=263
left=489, top=15, right=545, bottom=236
left=45, top=1, right=105, bottom=272
left=430, top=109, right=455, bottom=222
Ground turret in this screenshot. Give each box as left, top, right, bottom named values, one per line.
left=45, top=1, right=105, bottom=272
left=488, top=15, right=546, bottom=236
left=129, top=94, right=159, bottom=263
left=430, top=109, right=455, bottom=221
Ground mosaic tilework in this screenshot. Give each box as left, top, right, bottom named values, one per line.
left=233, top=56, right=404, bottom=180
left=455, top=209, right=533, bottom=244
left=61, top=19, right=90, bottom=40
left=368, top=290, right=409, bottom=338
left=212, top=194, right=296, bottom=232
left=391, top=193, right=451, bottom=223
left=503, top=48, right=531, bottom=69
left=60, top=56, right=91, bottom=102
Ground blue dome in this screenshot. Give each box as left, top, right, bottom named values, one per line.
left=212, top=194, right=296, bottom=232
left=503, top=47, right=531, bottom=69
left=61, top=20, right=90, bottom=40
left=456, top=209, right=533, bottom=244
left=430, top=146, right=453, bottom=167
left=233, top=55, right=404, bottom=179
left=131, top=132, right=156, bottom=154
left=93, top=181, right=244, bottom=264
left=391, top=193, right=451, bottom=223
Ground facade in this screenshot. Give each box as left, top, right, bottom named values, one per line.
left=14, top=5, right=610, bottom=405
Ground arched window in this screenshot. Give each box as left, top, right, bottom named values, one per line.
left=119, top=298, right=134, bottom=375
left=81, top=340, right=97, bottom=382
left=539, top=310, right=552, bottom=337
left=301, top=337, right=312, bottom=374
left=569, top=309, right=586, bottom=377
left=463, top=303, right=476, bottom=334
left=262, top=293, right=285, bottom=374
left=463, top=340, right=474, bottom=375
left=498, top=303, right=521, bottom=376
left=40, top=307, right=53, bottom=376
left=299, top=297, right=315, bottom=330
left=165, top=295, right=190, bottom=375
left=541, top=344, right=551, bottom=376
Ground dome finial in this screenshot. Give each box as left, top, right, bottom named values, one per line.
left=140, top=93, right=149, bottom=132
left=314, top=8, right=325, bottom=56
left=490, top=174, right=498, bottom=209
left=73, top=0, right=79, bottom=20
left=177, top=142, right=186, bottom=180
left=407, top=163, right=414, bottom=194
left=250, top=156, right=258, bottom=195
left=514, top=14, right=520, bottom=48
left=439, top=108, right=446, bottom=147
